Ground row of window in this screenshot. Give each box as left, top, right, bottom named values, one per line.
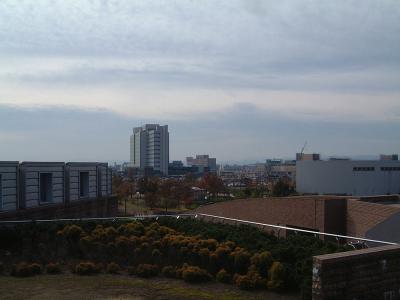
left=381, top=167, right=400, bottom=171
left=353, top=167, right=400, bottom=172
left=353, top=167, right=375, bottom=171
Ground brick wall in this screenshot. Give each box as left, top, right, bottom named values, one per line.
left=0, top=196, right=118, bottom=221
left=195, top=196, right=347, bottom=236
left=313, top=245, right=400, bottom=300
left=346, top=199, right=400, bottom=237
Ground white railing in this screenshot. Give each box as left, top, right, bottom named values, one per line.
left=0, top=213, right=397, bottom=246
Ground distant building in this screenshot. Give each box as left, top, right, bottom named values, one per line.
left=168, top=160, right=204, bottom=177
left=186, top=154, right=216, bottom=172
left=296, top=153, right=320, bottom=161
left=297, top=156, right=400, bottom=196
left=380, top=154, right=398, bottom=161
left=130, top=124, right=169, bottom=176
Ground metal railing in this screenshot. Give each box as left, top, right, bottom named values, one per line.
left=0, top=212, right=397, bottom=246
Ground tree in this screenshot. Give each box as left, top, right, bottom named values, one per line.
left=272, top=179, right=292, bottom=197
left=159, top=179, right=179, bottom=212
left=200, top=173, right=226, bottom=200
left=144, top=192, right=158, bottom=210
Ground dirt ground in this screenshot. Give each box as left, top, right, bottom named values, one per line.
left=0, top=274, right=300, bottom=300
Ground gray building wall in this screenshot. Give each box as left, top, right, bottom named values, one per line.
left=366, top=211, right=400, bottom=244
left=65, top=163, right=98, bottom=201
left=0, top=161, right=19, bottom=211
left=297, top=160, right=400, bottom=196
left=19, top=162, right=65, bottom=208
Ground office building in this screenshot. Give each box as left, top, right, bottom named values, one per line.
left=130, top=124, right=169, bottom=176
left=186, top=154, right=216, bottom=172
left=296, top=154, right=400, bottom=196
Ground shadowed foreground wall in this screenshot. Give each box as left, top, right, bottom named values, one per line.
left=195, top=196, right=347, bottom=237
left=313, top=245, right=400, bottom=300
left=0, top=196, right=118, bottom=221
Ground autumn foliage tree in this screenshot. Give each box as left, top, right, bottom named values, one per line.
left=200, top=173, right=226, bottom=200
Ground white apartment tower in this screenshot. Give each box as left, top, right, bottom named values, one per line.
left=130, top=124, right=169, bottom=175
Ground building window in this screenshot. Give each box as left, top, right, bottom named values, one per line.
left=80, top=172, right=89, bottom=198
left=40, top=173, right=53, bottom=203
left=353, top=167, right=375, bottom=172
left=381, top=167, right=400, bottom=171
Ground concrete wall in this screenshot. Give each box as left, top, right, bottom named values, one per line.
left=313, top=245, right=400, bottom=300
left=346, top=199, right=400, bottom=242
left=0, top=196, right=118, bottom=221
left=194, top=196, right=347, bottom=236
left=0, top=162, right=19, bottom=211
left=97, top=163, right=112, bottom=197
left=65, top=163, right=98, bottom=201
left=19, top=162, right=65, bottom=208
left=297, top=160, right=400, bottom=196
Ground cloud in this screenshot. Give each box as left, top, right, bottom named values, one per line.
left=0, top=103, right=399, bottom=163
left=0, top=1, right=399, bottom=161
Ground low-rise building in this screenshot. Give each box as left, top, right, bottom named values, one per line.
left=186, top=154, right=217, bottom=172
left=296, top=155, right=400, bottom=196
left=19, top=162, right=65, bottom=208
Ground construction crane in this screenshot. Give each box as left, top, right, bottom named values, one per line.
left=298, top=141, right=307, bottom=160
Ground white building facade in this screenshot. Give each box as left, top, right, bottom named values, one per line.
left=130, top=124, right=169, bottom=175
left=296, top=159, right=400, bottom=196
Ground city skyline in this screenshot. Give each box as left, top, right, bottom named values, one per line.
left=0, top=1, right=399, bottom=162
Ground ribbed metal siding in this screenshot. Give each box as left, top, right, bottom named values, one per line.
left=0, top=162, right=18, bottom=211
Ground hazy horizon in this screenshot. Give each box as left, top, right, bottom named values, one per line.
left=1, top=1, right=399, bottom=162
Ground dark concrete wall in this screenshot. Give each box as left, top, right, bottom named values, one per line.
left=313, top=245, right=400, bottom=300
left=194, top=196, right=347, bottom=237
left=0, top=196, right=118, bottom=221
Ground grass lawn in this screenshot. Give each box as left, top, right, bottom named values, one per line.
left=0, top=274, right=300, bottom=300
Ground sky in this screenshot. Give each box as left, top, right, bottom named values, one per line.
left=0, top=0, right=399, bottom=163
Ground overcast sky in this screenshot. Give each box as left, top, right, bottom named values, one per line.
left=0, top=0, right=399, bottom=163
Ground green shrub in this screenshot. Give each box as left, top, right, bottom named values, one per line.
left=267, top=261, right=285, bottom=291
left=234, top=274, right=254, bottom=290
left=45, top=263, right=62, bottom=274
left=30, top=263, right=43, bottom=275
left=232, top=249, right=251, bottom=275
left=106, top=262, right=121, bottom=274
left=181, top=265, right=211, bottom=283
left=127, top=266, right=136, bottom=275
left=152, top=249, right=162, bottom=263
left=11, top=262, right=42, bottom=277
left=135, top=264, right=159, bottom=278
left=12, top=262, right=33, bottom=277
left=247, top=265, right=266, bottom=289
left=216, top=269, right=231, bottom=284
left=63, top=225, right=84, bottom=240
left=251, top=251, right=273, bottom=277
left=161, top=266, right=177, bottom=278
left=75, top=262, right=101, bottom=275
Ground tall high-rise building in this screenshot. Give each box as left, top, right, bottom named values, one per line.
left=130, top=124, right=169, bottom=175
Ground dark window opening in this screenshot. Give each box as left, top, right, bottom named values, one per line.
left=80, top=172, right=89, bottom=198
left=353, top=167, right=375, bottom=172
left=40, top=173, right=53, bottom=203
